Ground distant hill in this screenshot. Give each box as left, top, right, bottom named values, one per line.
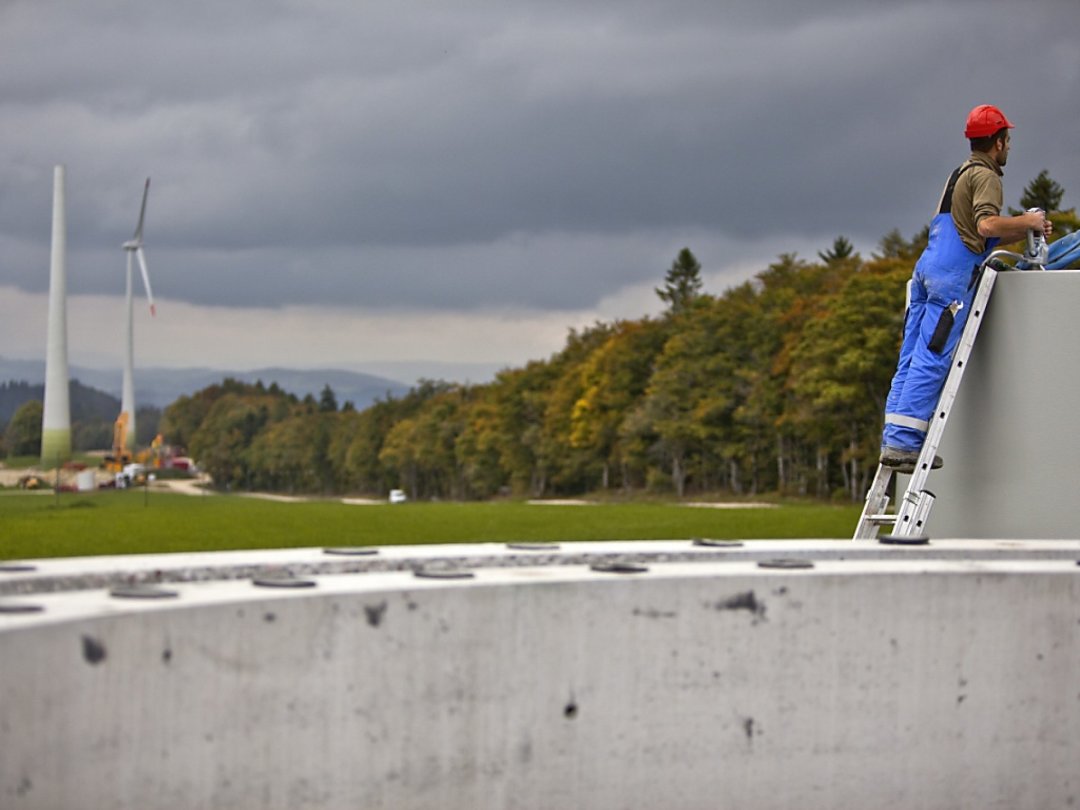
left=0, top=356, right=411, bottom=411
left=0, top=379, right=120, bottom=427
left=0, top=378, right=131, bottom=451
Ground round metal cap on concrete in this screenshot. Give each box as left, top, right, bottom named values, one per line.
left=757, top=559, right=815, bottom=570
left=0, top=564, right=37, bottom=573
left=252, top=577, right=318, bottom=589
left=506, top=542, right=562, bottom=551
left=109, top=585, right=180, bottom=600
left=879, top=534, right=931, bottom=546
left=590, top=563, right=649, bottom=575
left=414, top=569, right=475, bottom=580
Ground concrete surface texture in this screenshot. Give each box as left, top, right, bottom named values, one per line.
left=929, top=270, right=1080, bottom=538
left=2, top=542, right=1079, bottom=809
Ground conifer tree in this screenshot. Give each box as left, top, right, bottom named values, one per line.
left=818, top=235, right=856, bottom=264
left=319, top=384, right=338, bottom=413
left=656, top=248, right=703, bottom=314
left=1020, top=169, right=1064, bottom=213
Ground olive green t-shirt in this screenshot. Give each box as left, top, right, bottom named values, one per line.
left=939, top=151, right=1004, bottom=254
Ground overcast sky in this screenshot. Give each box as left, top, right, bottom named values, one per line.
left=1, top=0, right=1078, bottom=384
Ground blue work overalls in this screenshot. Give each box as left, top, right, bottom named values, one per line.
left=882, top=163, right=999, bottom=452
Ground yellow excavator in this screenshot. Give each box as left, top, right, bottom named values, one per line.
left=102, top=412, right=133, bottom=474
left=147, top=433, right=165, bottom=468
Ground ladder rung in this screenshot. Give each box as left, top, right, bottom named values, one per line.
left=867, top=514, right=897, bottom=524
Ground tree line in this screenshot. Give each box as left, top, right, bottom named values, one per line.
left=156, top=241, right=909, bottom=500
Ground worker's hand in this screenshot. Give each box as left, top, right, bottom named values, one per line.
left=1042, top=217, right=1054, bottom=238
left=1025, top=209, right=1049, bottom=236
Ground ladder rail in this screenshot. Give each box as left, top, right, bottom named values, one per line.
left=854, top=463, right=894, bottom=540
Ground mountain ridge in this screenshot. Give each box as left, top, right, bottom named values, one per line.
left=0, top=356, right=412, bottom=411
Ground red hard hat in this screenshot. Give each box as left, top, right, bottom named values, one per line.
left=964, top=104, right=1014, bottom=139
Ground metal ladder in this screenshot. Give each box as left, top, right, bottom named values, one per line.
left=854, top=224, right=1048, bottom=541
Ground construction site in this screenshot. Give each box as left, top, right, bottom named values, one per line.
left=0, top=416, right=192, bottom=493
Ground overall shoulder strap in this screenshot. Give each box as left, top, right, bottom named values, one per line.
left=938, top=162, right=981, bottom=215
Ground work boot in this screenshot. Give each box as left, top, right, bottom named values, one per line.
left=879, top=446, right=943, bottom=473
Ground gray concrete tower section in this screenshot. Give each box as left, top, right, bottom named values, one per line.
left=926, top=270, right=1080, bottom=538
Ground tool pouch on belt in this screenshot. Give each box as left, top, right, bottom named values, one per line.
left=928, top=302, right=961, bottom=354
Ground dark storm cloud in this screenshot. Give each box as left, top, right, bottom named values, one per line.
left=1, top=0, right=1078, bottom=311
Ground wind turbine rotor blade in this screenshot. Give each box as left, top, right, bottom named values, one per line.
left=133, top=177, right=150, bottom=242
left=136, top=247, right=156, bottom=316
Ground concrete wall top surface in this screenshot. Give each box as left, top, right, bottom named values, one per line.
left=3, top=538, right=1080, bottom=597
left=4, top=552, right=1079, bottom=632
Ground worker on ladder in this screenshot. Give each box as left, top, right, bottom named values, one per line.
left=879, top=104, right=1054, bottom=472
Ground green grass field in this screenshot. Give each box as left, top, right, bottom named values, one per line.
left=0, top=489, right=861, bottom=560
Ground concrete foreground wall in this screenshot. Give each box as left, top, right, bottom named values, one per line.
left=2, top=542, right=1079, bottom=809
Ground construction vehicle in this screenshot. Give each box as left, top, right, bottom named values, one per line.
left=102, top=412, right=133, bottom=474
left=148, top=433, right=165, bottom=469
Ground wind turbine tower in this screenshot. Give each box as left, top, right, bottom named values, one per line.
left=40, top=165, right=72, bottom=466
left=120, top=178, right=156, bottom=452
